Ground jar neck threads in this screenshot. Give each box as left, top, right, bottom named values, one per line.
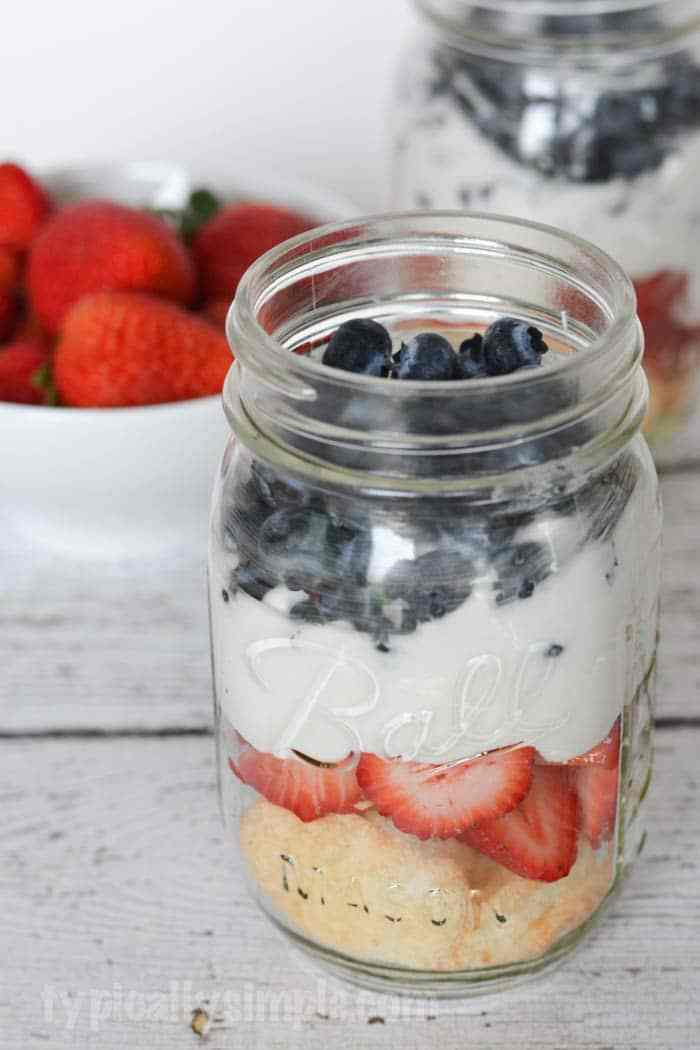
left=414, top=1, right=700, bottom=59
left=226, top=212, right=644, bottom=491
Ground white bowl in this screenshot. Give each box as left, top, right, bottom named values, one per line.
left=0, top=163, right=357, bottom=557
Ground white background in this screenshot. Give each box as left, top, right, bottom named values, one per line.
left=4, top=0, right=420, bottom=210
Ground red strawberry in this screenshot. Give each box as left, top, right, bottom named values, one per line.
left=0, top=339, right=49, bottom=404
left=576, top=764, right=619, bottom=850
left=28, top=200, right=197, bottom=334
left=53, top=291, right=231, bottom=407
left=461, top=765, right=579, bottom=882
left=0, top=292, right=17, bottom=341
left=634, top=270, right=700, bottom=377
left=566, top=718, right=620, bottom=768
left=635, top=270, right=688, bottom=324
left=0, top=245, right=19, bottom=293
left=230, top=742, right=363, bottom=823
left=201, top=296, right=230, bottom=329
left=0, top=245, right=21, bottom=340
left=192, top=201, right=314, bottom=301
left=12, top=310, right=46, bottom=344
left=0, top=163, right=51, bottom=250
left=356, top=747, right=535, bottom=842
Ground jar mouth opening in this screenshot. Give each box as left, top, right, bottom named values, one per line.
left=226, top=211, right=643, bottom=485
left=229, top=210, right=637, bottom=392
left=415, top=0, right=700, bottom=58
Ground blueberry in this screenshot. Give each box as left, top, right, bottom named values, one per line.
left=260, top=509, right=324, bottom=554
left=440, top=516, right=492, bottom=561
left=482, top=318, right=549, bottom=376
left=222, top=475, right=269, bottom=552
left=385, top=549, right=475, bottom=623
left=317, top=585, right=366, bottom=623
left=260, top=509, right=329, bottom=591
left=455, top=355, right=488, bottom=379
left=323, top=519, right=372, bottom=586
left=257, top=503, right=376, bottom=628
left=487, top=511, right=536, bottom=550
left=235, top=563, right=277, bottom=602
left=455, top=333, right=488, bottom=379
left=322, top=319, right=392, bottom=376
left=594, top=93, right=652, bottom=140
left=459, top=333, right=483, bottom=361
left=581, top=105, right=667, bottom=183
left=290, top=599, right=324, bottom=624
left=564, top=88, right=671, bottom=182
left=492, top=542, right=553, bottom=605
left=393, top=333, right=457, bottom=380
left=662, top=57, right=700, bottom=129
left=251, top=461, right=308, bottom=510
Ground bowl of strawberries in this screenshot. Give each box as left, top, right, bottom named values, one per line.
left=0, top=161, right=356, bottom=555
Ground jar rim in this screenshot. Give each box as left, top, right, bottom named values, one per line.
left=414, top=0, right=700, bottom=58
left=226, top=211, right=644, bottom=489
left=229, top=209, right=637, bottom=392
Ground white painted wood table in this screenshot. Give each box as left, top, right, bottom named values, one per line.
left=2, top=461, right=699, bottom=1049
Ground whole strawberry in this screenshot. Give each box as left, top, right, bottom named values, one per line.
left=53, top=291, right=232, bottom=407
left=0, top=162, right=51, bottom=250
left=0, top=294, right=17, bottom=341
left=0, top=244, right=19, bottom=292
left=192, top=201, right=313, bottom=302
left=0, top=245, right=20, bottom=340
left=28, top=201, right=197, bottom=334
left=0, top=339, right=49, bottom=404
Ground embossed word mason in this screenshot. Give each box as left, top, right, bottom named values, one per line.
left=276, top=852, right=485, bottom=933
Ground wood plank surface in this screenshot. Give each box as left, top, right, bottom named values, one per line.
left=1, top=468, right=698, bottom=733
left=1, top=726, right=698, bottom=1049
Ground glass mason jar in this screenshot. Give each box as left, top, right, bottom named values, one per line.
left=208, top=213, right=661, bottom=996
left=392, top=0, right=700, bottom=462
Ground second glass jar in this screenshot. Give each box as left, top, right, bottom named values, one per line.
left=392, top=0, right=700, bottom=459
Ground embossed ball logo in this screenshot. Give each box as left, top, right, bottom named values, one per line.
left=245, top=637, right=572, bottom=760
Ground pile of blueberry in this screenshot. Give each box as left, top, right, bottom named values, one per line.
left=222, top=457, right=638, bottom=654
left=319, top=317, right=549, bottom=379
left=226, top=461, right=482, bottom=652
left=430, top=43, right=700, bottom=183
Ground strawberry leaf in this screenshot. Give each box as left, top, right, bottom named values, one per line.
left=32, top=360, right=60, bottom=406
left=148, top=187, right=221, bottom=244
left=179, top=188, right=221, bottom=243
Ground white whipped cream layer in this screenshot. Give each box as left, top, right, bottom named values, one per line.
left=211, top=468, right=660, bottom=765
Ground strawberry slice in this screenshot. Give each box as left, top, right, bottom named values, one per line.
left=576, top=764, right=619, bottom=850
left=567, top=717, right=621, bottom=768
left=461, top=765, right=579, bottom=882
left=355, top=747, right=535, bottom=841
left=229, top=742, right=363, bottom=823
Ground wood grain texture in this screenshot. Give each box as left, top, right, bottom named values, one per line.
left=1, top=467, right=698, bottom=733
left=1, top=727, right=698, bottom=1049
left=0, top=543, right=212, bottom=732
left=657, top=470, right=700, bottom=721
